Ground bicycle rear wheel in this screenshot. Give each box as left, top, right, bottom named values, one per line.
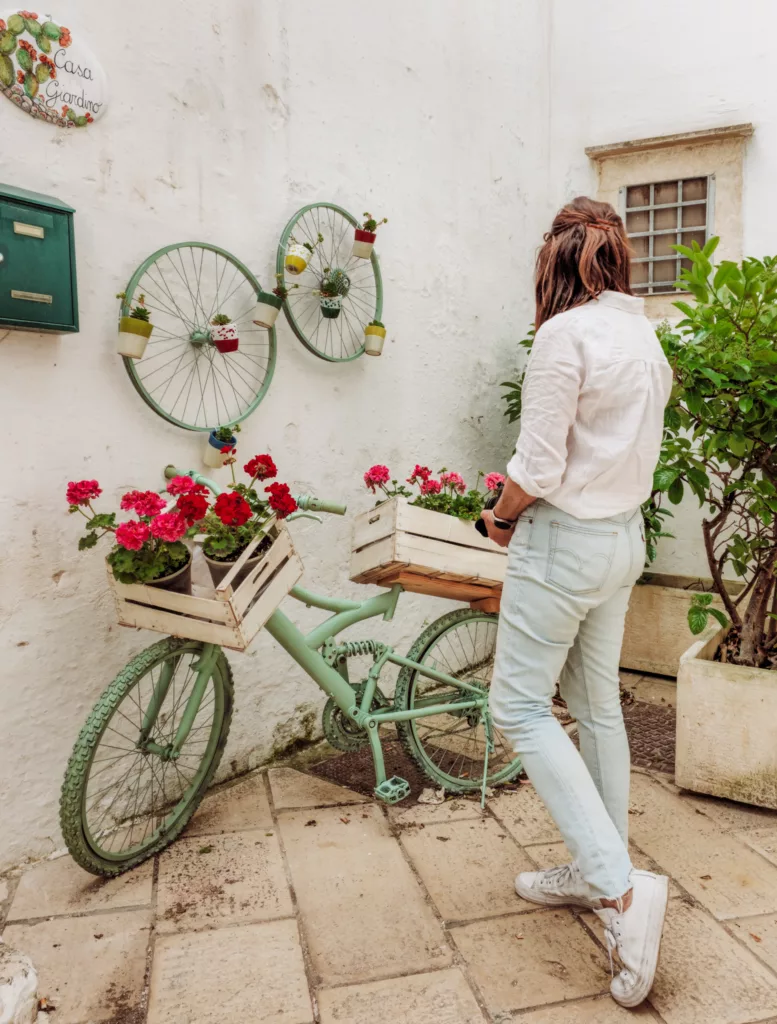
left=395, top=609, right=522, bottom=792
left=60, top=638, right=233, bottom=876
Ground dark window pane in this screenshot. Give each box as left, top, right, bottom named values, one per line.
left=655, top=206, right=678, bottom=230
left=627, top=210, right=650, bottom=233
left=654, top=232, right=678, bottom=257
left=682, top=177, right=707, bottom=201
left=631, top=261, right=649, bottom=285
left=630, top=235, right=649, bottom=258
left=654, top=259, right=679, bottom=283
left=681, top=230, right=706, bottom=250
left=682, top=203, right=707, bottom=228
left=654, top=181, right=678, bottom=205
left=627, top=184, right=651, bottom=208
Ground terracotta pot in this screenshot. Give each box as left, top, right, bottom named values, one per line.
left=253, top=292, right=283, bottom=329
left=117, top=316, right=153, bottom=359
left=211, top=322, right=239, bottom=353
left=352, top=229, right=376, bottom=259
left=364, top=324, right=386, bottom=356
left=148, top=553, right=193, bottom=595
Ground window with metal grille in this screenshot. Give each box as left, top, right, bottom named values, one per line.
left=621, top=176, right=714, bottom=294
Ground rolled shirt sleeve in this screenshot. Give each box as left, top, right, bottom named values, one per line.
left=506, top=322, right=583, bottom=498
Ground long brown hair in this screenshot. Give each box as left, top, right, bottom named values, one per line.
left=535, top=197, right=632, bottom=328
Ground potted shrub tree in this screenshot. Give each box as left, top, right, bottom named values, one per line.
left=210, top=313, right=239, bottom=354
left=364, top=319, right=386, bottom=356
left=116, top=292, right=153, bottom=359
left=201, top=453, right=297, bottom=587
left=205, top=423, right=240, bottom=469
left=254, top=274, right=298, bottom=329
left=352, top=213, right=387, bottom=259
left=67, top=475, right=209, bottom=594
left=285, top=232, right=324, bottom=276
left=655, top=240, right=777, bottom=808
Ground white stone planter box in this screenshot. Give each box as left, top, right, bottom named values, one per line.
left=350, top=497, right=506, bottom=603
left=110, top=522, right=303, bottom=651
left=676, top=626, right=777, bottom=809
left=621, top=573, right=736, bottom=678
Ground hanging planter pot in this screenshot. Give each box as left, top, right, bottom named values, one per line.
left=285, top=243, right=310, bottom=276
left=352, top=229, right=377, bottom=260
left=204, top=429, right=237, bottom=469
left=364, top=322, right=386, bottom=356
left=320, top=295, right=342, bottom=320
left=117, top=316, right=153, bottom=359
left=253, top=291, right=283, bottom=329
left=210, top=321, right=239, bottom=354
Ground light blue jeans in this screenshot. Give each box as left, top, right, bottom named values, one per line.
left=489, top=499, right=645, bottom=899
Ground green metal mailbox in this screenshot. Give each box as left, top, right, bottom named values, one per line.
left=0, top=183, right=79, bottom=333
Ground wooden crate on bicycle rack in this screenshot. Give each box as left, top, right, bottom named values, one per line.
left=350, top=497, right=506, bottom=605
left=109, top=521, right=304, bottom=651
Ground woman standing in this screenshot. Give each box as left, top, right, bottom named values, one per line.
left=481, top=197, right=672, bottom=1007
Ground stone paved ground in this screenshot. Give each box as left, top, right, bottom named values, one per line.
left=4, top=677, right=777, bottom=1024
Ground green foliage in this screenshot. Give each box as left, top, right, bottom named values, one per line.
left=7, top=14, right=25, bottom=34
left=272, top=272, right=297, bottom=301
left=500, top=326, right=536, bottom=424
left=214, top=423, right=240, bottom=442
left=368, top=319, right=385, bottom=328
left=0, top=54, right=13, bottom=86
left=652, top=239, right=777, bottom=664
left=319, top=273, right=341, bottom=298
left=641, top=492, right=675, bottom=566
left=361, top=213, right=388, bottom=233
left=0, top=30, right=17, bottom=54
left=290, top=232, right=324, bottom=255
left=211, top=313, right=231, bottom=326
left=412, top=488, right=485, bottom=521
left=107, top=541, right=189, bottom=585
left=117, top=292, right=151, bottom=322
left=687, top=593, right=729, bottom=636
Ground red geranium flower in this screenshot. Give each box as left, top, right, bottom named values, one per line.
left=244, top=454, right=277, bottom=481
left=120, top=490, right=167, bottom=517
left=176, top=492, right=208, bottom=525
left=407, top=464, right=432, bottom=485
left=166, top=475, right=194, bottom=495
left=115, top=520, right=150, bottom=551
left=149, top=512, right=187, bottom=542
left=265, top=482, right=297, bottom=519
left=214, top=492, right=252, bottom=527
left=420, top=478, right=442, bottom=495
left=67, top=479, right=102, bottom=506
left=363, top=464, right=390, bottom=493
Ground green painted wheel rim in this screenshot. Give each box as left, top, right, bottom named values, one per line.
left=276, top=203, right=384, bottom=362
left=121, top=242, right=277, bottom=431
left=78, top=642, right=226, bottom=865
left=400, top=612, right=522, bottom=792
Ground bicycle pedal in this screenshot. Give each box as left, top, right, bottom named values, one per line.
left=374, top=776, right=411, bottom=804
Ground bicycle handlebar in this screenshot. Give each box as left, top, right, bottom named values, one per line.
left=163, top=466, right=347, bottom=516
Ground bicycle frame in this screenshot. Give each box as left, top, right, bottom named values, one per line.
left=154, top=466, right=495, bottom=802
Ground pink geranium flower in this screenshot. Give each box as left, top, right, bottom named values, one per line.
left=66, top=480, right=102, bottom=506
left=364, top=464, right=391, bottom=493
left=407, top=465, right=431, bottom=485
left=485, top=472, right=506, bottom=492
left=120, top=490, right=167, bottom=517
left=115, top=520, right=150, bottom=551
left=440, top=471, right=467, bottom=494
left=166, top=475, right=195, bottom=495
left=420, top=478, right=442, bottom=495
left=149, top=512, right=187, bottom=542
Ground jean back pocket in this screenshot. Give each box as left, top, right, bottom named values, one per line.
left=546, top=521, right=617, bottom=595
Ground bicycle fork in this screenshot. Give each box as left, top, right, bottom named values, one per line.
left=140, top=643, right=221, bottom=760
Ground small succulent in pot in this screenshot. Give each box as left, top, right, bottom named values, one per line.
left=116, top=291, right=154, bottom=359
left=319, top=271, right=344, bottom=320
left=253, top=273, right=298, bottom=329
left=352, top=213, right=387, bottom=259
left=205, top=422, right=241, bottom=469
left=285, top=232, right=324, bottom=276
left=210, top=312, right=239, bottom=354
left=364, top=318, right=386, bottom=357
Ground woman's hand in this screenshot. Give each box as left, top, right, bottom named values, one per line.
left=480, top=509, right=515, bottom=548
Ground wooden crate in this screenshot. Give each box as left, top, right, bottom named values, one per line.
left=110, top=522, right=304, bottom=651
left=350, top=497, right=506, bottom=604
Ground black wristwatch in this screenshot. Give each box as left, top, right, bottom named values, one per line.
left=492, top=514, right=517, bottom=531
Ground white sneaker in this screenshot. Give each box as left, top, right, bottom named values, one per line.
left=595, top=869, right=669, bottom=1008
left=515, top=862, right=599, bottom=910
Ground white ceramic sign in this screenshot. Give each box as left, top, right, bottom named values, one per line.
left=0, top=9, right=107, bottom=127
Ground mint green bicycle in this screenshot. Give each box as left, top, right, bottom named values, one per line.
left=61, top=467, right=521, bottom=876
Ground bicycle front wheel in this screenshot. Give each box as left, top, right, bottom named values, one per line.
left=60, top=638, right=233, bottom=876
left=395, top=609, right=522, bottom=793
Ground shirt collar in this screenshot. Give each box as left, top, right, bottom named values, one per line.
left=594, top=290, right=645, bottom=315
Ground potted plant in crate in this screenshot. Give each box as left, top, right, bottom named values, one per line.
left=655, top=239, right=777, bottom=807
left=210, top=313, right=239, bottom=353
left=67, top=476, right=209, bottom=594
left=254, top=274, right=298, bottom=329
left=364, top=319, right=386, bottom=356
left=200, top=453, right=298, bottom=587
left=285, top=232, right=324, bottom=276
left=205, top=423, right=241, bottom=469
left=352, top=213, right=387, bottom=260
left=116, top=292, right=153, bottom=359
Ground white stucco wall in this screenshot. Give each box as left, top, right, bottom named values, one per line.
left=0, top=0, right=550, bottom=869
left=548, top=0, right=776, bottom=579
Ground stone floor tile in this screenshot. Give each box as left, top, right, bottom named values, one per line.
left=156, top=829, right=292, bottom=933
left=657, top=774, right=777, bottom=832
left=728, top=913, right=777, bottom=974
left=400, top=817, right=537, bottom=921
left=583, top=900, right=777, bottom=1024
left=451, top=911, right=610, bottom=1014
left=6, top=855, right=152, bottom=921
left=278, top=804, right=450, bottom=986
left=739, top=826, right=777, bottom=867
left=388, top=796, right=485, bottom=827
left=629, top=674, right=677, bottom=707
left=490, top=785, right=563, bottom=846
left=318, top=968, right=485, bottom=1023
left=269, top=767, right=367, bottom=810
left=628, top=773, right=777, bottom=919
left=2, top=910, right=150, bottom=1024
left=148, top=919, right=312, bottom=1024
left=516, top=995, right=653, bottom=1021
left=186, top=771, right=273, bottom=836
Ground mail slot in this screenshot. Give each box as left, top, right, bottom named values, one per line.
left=0, top=183, right=79, bottom=333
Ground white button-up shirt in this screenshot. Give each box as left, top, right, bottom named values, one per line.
left=506, top=291, right=672, bottom=519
